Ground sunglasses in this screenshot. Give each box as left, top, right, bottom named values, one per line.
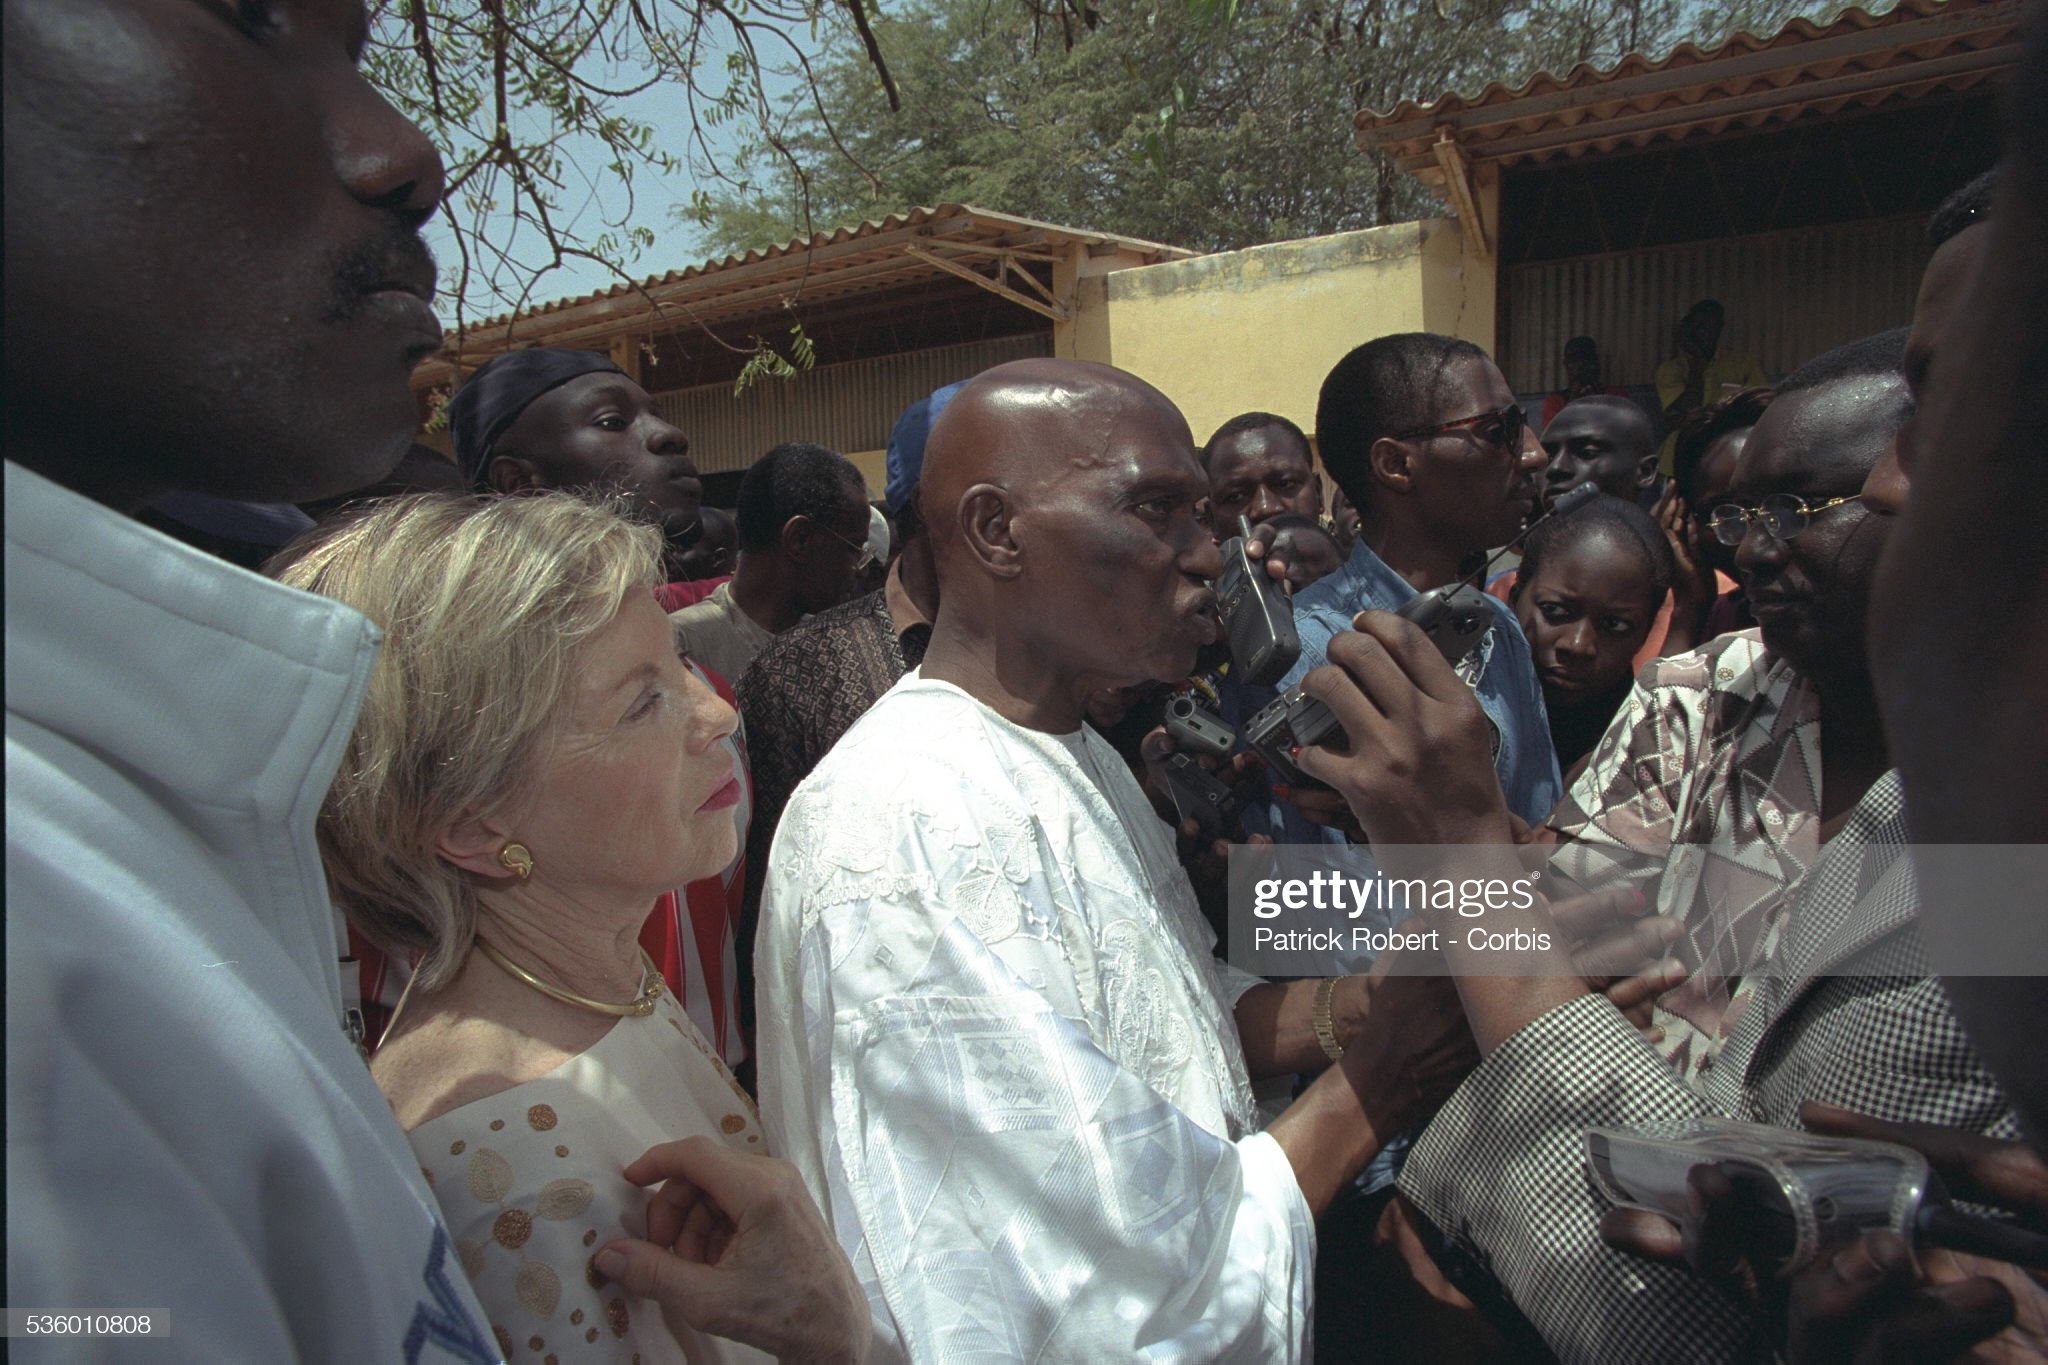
left=1705, top=492, right=1861, bottom=547
left=1393, top=404, right=1527, bottom=453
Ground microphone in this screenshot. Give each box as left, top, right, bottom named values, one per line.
left=1461, top=481, right=1599, bottom=588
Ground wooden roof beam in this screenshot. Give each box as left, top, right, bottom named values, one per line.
left=999, top=254, right=1060, bottom=307
left=901, top=243, right=1070, bottom=322
left=1431, top=133, right=1491, bottom=257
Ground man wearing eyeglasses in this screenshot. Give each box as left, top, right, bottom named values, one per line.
left=1535, top=328, right=1909, bottom=1085
left=669, top=440, right=874, bottom=689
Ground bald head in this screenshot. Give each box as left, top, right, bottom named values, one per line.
left=920, top=360, right=1193, bottom=550
left=912, top=359, right=1224, bottom=723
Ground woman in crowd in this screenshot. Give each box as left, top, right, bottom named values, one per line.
left=1510, top=494, right=1675, bottom=778
left=271, top=492, right=865, bottom=1365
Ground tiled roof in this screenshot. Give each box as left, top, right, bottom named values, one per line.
left=416, top=203, right=1188, bottom=384
left=1354, top=0, right=2022, bottom=175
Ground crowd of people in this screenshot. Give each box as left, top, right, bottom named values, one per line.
left=8, top=0, right=2047, bottom=1361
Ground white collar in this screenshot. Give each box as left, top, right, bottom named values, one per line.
left=6, top=460, right=382, bottom=1003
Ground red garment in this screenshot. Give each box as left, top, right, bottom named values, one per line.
left=655, top=575, right=732, bottom=613
left=637, top=657, right=751, bottom=1065
left=349, top=650, right=754, bottom=1067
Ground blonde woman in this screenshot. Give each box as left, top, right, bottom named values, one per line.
left=272, top=492, right=865, bottom=1364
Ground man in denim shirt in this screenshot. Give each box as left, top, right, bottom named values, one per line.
left=1234, top=334, right=1562, bottom=860
left=1240, top=335, right=1566, bottom=1351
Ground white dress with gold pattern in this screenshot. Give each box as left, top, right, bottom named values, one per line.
left=410, top=989, right=770, bottom=1364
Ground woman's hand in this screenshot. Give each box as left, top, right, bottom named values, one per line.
left=598, top=1136, right=869, bottom=1364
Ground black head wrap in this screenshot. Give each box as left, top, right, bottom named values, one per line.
left=448, top=348, right=625, bottom=486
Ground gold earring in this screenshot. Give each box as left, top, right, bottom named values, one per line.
left=498, top=843, right=534, bottom=881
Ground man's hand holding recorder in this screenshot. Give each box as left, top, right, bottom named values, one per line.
left=1287, top=609, right=1598, bottom=1050
left=1299, top=611, right=2048, bottom=1361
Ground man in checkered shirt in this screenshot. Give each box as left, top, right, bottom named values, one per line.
left=1293, top=187, right=2028, bottom=1361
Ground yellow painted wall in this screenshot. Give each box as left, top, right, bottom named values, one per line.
left=1065, top=218, right=1495, bottom=443
left=845, top=447, right=887, bottom=500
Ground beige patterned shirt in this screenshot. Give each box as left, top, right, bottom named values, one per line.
left=1545, top=629, right=1822, bottom=1085
left=411, top=991, right=770, bottom=1364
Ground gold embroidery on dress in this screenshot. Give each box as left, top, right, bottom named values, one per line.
left=516, top=1260, right=561, bottom=1317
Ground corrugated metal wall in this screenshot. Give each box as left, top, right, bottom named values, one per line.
left=653, top=332, right=1051, bottom=473
left=1503, top=215, right=1928, bottom=394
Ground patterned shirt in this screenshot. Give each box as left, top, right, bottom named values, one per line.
left=737, top=587, right=931, bottom=853
left=1401, top=773, right=2020, bottom=1363
left=411, top=989, right=770, bottom=1365
left=1546, top=629, right=1821, bottom=1083
left=732, top=585, right=931, bottom=1051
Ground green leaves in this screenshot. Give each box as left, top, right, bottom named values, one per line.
left=689, top=0, right=1820, bottom=259
left=363, top=0, right=895, bottom=329
left=361, top=0, right=1821, bottom=335
left=732, top=323, right=817, bottom=393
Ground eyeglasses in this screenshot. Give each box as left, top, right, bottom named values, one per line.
left=819, top=521, right=878, bottom=572
left=1393, top=404, right=1527, bottom=453
left=1706, top=492, right=1861, bottom=547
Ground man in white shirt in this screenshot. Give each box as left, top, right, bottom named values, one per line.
left=756, top=359, right=1477, bottom=1361
left=7, top=3, right=872, bottom=1360
left=4, top=2, right=506, bottom=1359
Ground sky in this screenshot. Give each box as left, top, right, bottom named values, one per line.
left=414, top=26, right=816, bottom=326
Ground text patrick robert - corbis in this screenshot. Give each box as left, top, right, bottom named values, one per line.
left=1225, top=845, right=1569, bottom=976
left=1248, top=869, right=1552, bottom=954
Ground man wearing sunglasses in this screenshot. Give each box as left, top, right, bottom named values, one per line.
left=1244, top=332, right=1562, bottom=850
left=1209, top=336, right=1562, bottom=1351
left=1715, top=332, right=1907, bottom=838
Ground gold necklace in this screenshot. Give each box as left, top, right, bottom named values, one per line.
left=474, top=939, right=665, bottom=1018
